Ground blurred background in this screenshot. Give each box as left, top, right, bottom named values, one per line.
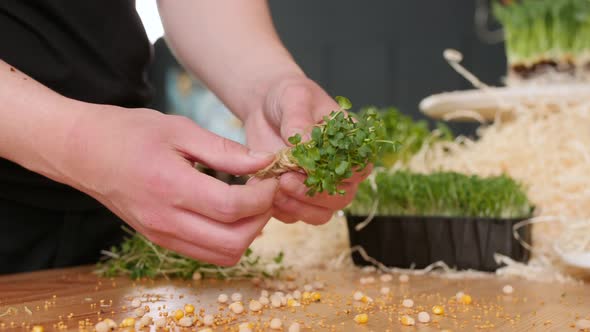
left=138, top=0, right=506, bottom=144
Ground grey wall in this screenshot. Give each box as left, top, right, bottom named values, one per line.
left=268, top=0, right=506, bottom=135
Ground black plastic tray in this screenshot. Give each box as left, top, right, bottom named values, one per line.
left=346, top=215, right=531, bottom=272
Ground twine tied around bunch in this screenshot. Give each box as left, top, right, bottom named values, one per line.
left=254, top=148, right=302, bottom=179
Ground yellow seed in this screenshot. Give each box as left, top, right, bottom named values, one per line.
left=31, top=326, right=44, bottom=332
left=361, top=295, right=373, bottom=303
left=287, top=299, right=299, bottom=307
left=459, top=294, right=473, bottom=305
left=432, top=305, right=445, bottom=315
left=400, top=315, right=415, bottom=326
left=174, top=309, right=184, bottom=320
left=120, top=317, right=135, bottom=328
left=311, top=292, right=321, bottom=301
left=302, top=292, right=312, bottom=300
left=354, top=313, right=368, bottom=324
left=184, top=304, right=195, bottom=314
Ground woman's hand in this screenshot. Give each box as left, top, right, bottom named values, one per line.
left=61, top=105, right=279, bottom=266
left=244, top=75, right=370, bottom=225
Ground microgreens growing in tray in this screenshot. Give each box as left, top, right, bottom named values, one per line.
left=347, top=171, right=534, bottom=218
left=95, top=228, right=285, bottom=280
left=257, top=96, right=395, bottom=196
left=493, top=0, right=590, bottom=79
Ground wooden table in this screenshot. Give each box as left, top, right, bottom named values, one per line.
left=0, top=266, right=589, bottom=331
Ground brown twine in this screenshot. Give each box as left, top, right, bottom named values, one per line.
left=254, top=148, right=301, bottom=178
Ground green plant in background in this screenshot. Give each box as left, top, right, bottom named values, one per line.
left=95, top=228, right=285, bottom=280
left=347, top=171, right=534, bottom=219
left=493, top=0, right=590, bottom=67
left=359, top=106, right=453, bottom=168
left=257, top=97, right=394, bottom=196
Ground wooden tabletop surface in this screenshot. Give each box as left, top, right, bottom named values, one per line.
left=0, top=266, right=589, bottom=331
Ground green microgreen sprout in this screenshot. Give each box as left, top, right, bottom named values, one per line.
left=256, top=96, right=397, bottom=196
left=359, top=106, right=453, bottom=168
left=95, top=227, right=285, bottom=280
left=346, top=170, right=534, bottom=219
left=493, top=0, right=590, bottom=71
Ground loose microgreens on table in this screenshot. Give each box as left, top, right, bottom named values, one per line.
left=95, top=228, right=285, bottom=280
left=256, top=96, right=395, bottom=196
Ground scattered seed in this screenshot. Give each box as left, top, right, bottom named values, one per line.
left=134, top=307, right=145, bottom=318
left=399, top=274, right=409, bottom=283
left=218, top=294, right=229, bottom=304
left=400, top=315, right=415, bottom=326
left=31, top=326, right=44, bottom=332
left=354, top=313, right=368, bottom=324
left=120, top=317, right=135, bottom=328
left=288, top=322, right=301, bottom=332
left=249, top=300, right=263, bottom=312
left=432, top=305, right=445, bottom=315
left=380, top=287, right=390, bottom=295
left=417, top=311, right=431, bottom=323
left=203, top=314, right=214, bottom=326
left=229, top=302, right=244, bottom=314
left=270, top=318, right=283, bottom=330
left=380, top=274, right=393, bottom=282
left=402, top=299, right=414, bottom=308
left=178, top=316, right=194, bottom=327
left=184, top=304, right=195, bottom=314
left=154, top=317, right=167, bottom=328
left=174, top=309, right=184, bottom=320
left=502, top=285, right=514, bottom=295
left=231, top=293, right=242, bottom=302
left=259, top=296, right=270, bottom=305
left=131, top=299, right=141, bottom=308
left=353, top=291, right=364, bottom=301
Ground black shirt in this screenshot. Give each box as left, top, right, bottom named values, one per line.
left=0, top=0, right=152, bottom=210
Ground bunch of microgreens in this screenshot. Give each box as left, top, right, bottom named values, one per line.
left=347, top=171, right=534, bottom=219
left=493, top=0, right=590, bottom=67
left=95, top=228, right=285, bottom=280
left=359, top=106, right=453, bottom=168
left=257, top=96, right=395, bottom=196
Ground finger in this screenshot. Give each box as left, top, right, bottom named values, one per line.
left=170, top=164, right=278, bottom=222
left=146, top=232, right=247, bottom=266
left=273, top=190, right=334, bottom=225
left=343, top=164, right=374, bottom=184
left=279, top=172, right=357, bottom=210
left=147, top=209, right=271, bottom=264
left=171, top=116, right=275, bottom=175
left=271, top=207, right=299, bottom=224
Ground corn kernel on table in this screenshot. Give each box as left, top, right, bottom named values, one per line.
left=0, top=266, right=589, bottom=331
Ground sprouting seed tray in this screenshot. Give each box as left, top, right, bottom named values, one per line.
left=346, top=215, right=531, bottom=272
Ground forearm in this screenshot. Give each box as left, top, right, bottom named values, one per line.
left=0, top=60, right=88, bottom=186
left=157, top=0, right=304, bottom=121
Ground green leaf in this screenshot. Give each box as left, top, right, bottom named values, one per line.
left=311, top=127, right=322, bottom=142
left=288, top=133, right=301, bottom=145
left=335, top=161, right=349, bottom=175
left=335, top=96, right=352, bottom=110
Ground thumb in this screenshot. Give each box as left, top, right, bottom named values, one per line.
left=276, top=85, right=316, bottom=143
left=176, top=122, right=274, bottom=175
left=275, top=83, right=340, bottom=144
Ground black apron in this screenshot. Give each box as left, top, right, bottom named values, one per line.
left=0, top=0, right=152, bottom=274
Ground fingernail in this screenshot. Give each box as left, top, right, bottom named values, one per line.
left=249, top=150, right=274, bottom=159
